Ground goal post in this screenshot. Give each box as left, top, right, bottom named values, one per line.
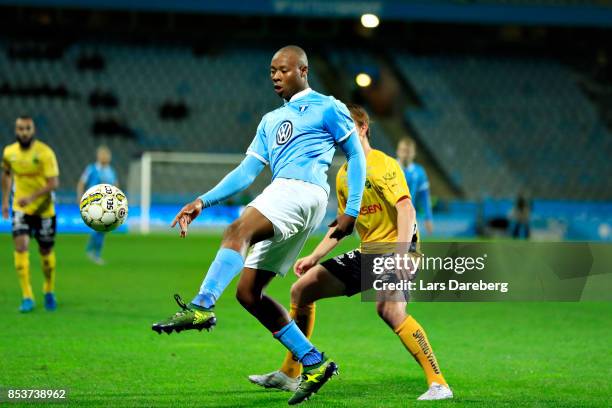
left=130, top=151, right=345, bottom=234
left=138, top=152, right=250, bottom=234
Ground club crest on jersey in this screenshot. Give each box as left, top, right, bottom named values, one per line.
left=276, top=120, right=293, bottom=145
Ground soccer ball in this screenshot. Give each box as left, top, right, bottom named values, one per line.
left=80, top=184, right=128, bottom=232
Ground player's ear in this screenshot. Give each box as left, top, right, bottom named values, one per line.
left=300, top=65, right=308, bottom=78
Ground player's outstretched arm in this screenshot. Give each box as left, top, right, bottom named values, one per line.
left=18, top=176, right=59, bottom=207
left=171, top=199, right=204, bottom=238
left=198, top=155, right=265, bottom=208
left=171, top=155, right=265, bottom=237
left=76, top=165, right=90, bottom=203
left=1, top=167, right=11, bottom=219
left=330, top=134, right=366, bottom=239
left=396, top=197, right=417, bottom=280
left=294, top=226, right=342, bottom=276
left=76, top=179, right=85, bottom=204
left=396, top=197, right=416, bottom=250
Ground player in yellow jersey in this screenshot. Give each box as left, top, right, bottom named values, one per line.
left=249, top=104, right=452, bottom=400
left=1, top=116, right=59, bottom=313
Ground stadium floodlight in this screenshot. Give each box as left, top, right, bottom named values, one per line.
left=356, top=73, right=372, bottom=87
left=361, top=13, right=380, bottom=28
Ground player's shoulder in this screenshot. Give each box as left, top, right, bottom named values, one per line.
left=3, top=141, right=19, bottom=155
left=411, top=162, right=424, bottom=171
left=370, top=149, right=391, bottom=161
left=412, top=162, right=428, bottom=176
left=369, top=150, right=403, bottom=182
left=298, top=90, right=346, bottom=114
left=317, top=92, right=348, bottom=111
left=258, top=108, right=280, bottom=128
left=34, top=140, right=56, bottom=154
left=309, top=90, right=332, bottom=102
left=260, top=110, right=274, bottom=121
left=370, top=150, right=397, bottom=170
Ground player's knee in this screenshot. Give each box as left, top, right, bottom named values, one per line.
left=376, top=302, right=385, bottom=319
left=235, top=287, right=259, bottom=310
left=39, top=246, right=52, bottom=256
left=235, top=287, right=250, bottom=308
left=376, top=302, right=395, bottom=321
left=222, top=221, right=239, bottom=241
left=223, top=221, right=252, bottom=250
left=14, top=240, right=28, bottom=252
left=376, top=302, right=406, bottom=328
left=290, top=282, right=304, bottom=305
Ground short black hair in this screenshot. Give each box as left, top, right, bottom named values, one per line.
left=275, top=45, right=308, bottom=68
left=16, top=115, right=33, bottom=121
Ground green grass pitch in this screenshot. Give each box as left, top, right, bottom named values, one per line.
left=0, top=233, right=610, bottom=407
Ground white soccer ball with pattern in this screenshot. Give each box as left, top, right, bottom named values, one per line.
left=80, top=184, right=128, bottom=232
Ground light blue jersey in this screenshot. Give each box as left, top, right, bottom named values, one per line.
left=247, top=88, right=356, bottom=195
left=191, top=86, right=365, bottom=312
left=400, top=162, right=433, bottom=221
left=80, top=163, right=117, bottom=189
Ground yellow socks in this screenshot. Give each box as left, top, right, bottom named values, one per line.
left=41, top=251, right=56, bottom=293
left=395, top=315, right=447, bottom=386
left=15, top=251, right=33, bottom=299
left=14, top=250, right=56, bottom=299
left=279, top=303, right=316, bottom=378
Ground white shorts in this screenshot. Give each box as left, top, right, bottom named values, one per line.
left=244, top=178, right=328, bottom=276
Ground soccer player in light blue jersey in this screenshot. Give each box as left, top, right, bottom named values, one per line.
left=152, top=45, right=366, bottom=405
left=397, top=137, right=434, bottom=234
left=76, top=146, right=117, bottom=265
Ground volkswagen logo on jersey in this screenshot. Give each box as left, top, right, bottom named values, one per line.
left=276, top=120, right=293, bottom=145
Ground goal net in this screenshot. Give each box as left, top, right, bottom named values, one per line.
left=128, top=152, right=345, bottom=233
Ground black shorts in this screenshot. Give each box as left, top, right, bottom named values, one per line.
left=12, top=211, right=57, bottom=249
left=321, top=249, right=363, bottom=296
left=321, top=249, right=418, bottom=300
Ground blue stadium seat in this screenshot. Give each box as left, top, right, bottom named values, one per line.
left=393, top=52, right=611, bottom=200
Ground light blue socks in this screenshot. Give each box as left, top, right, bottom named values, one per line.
left=191, top=248, right=244, bottom=309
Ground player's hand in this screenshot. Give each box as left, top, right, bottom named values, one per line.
left=396, top=253, right=417, bottom=283
left=425, top=220, right=433, bottom=235
left=17, top=196, right=33, bottom=207
left=1, top=203, right=8, bottom=220
left=171, top=198, right=204, bottom=238
left=328, top=214, right=356, bottom=240
left=294, top=255, right=319, bottom=277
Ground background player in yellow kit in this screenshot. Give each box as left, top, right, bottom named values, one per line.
left=249, top=104, right=452, bottom=400
left=1, top=116, right=60, bottom=312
